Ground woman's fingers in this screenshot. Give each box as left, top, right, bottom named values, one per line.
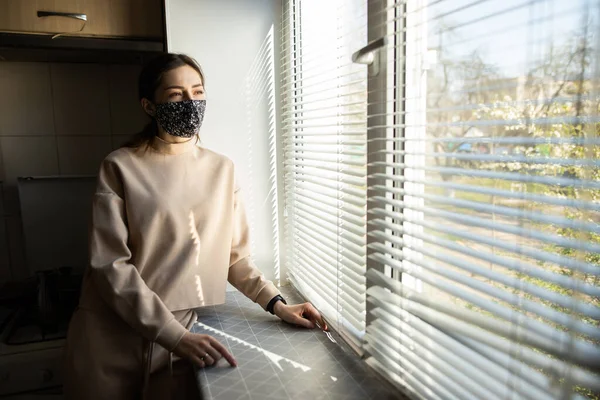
left=193, top=345, right=220, bottom=367
left=297, top=317, right=315, bottom=329
left=209, top=337, right=238, bottom=367
left=283, top=304, right=316, bottom=328
left=175, top=333, right=236, bottom=368
left=202, top=353, right=215, bottom=366
left=190, top=354, right=205, bottom=368
left=204, top=346, right=222, bottom=364
left=301, top=303, right=327, bottom=330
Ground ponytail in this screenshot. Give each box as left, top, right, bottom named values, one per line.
left=123, top=119, right=158, bottom=149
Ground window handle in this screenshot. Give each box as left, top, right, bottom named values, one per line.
left=37, top=11, right=87, bottom=22
left=352, top=37, right=387, bottom=65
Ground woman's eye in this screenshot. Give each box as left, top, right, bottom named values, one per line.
left=169, top=92, right=182, bottom=98
left=194, top=90, right=204, bottom=96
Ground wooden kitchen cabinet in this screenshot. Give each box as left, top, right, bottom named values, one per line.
left=0, top=0, right=164, bottom=39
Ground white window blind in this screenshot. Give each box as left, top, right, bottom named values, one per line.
left=281, top=0, right=368, bottom=348
left=364, top=1, right=600, bottom=399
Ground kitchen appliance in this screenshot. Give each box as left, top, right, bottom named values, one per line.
left=0, top=176, right=96, bottom=398
left=18, top=176, right=97, bottom=273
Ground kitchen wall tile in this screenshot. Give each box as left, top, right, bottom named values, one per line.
left=109, top=65, right=149, bottom=136
left=111, top=134, right=135, bottom=150
left=0, top=136, right=59, bottom=183
left=6, top=216, right=27, bottom=280
left=0, top=184, right=4, bottom=217
left=51, top=63, right=111, bottom=136
left=0, top=218, right=11, bottom=282
left=1, top=185, right=20, bottom=217
left=0, top=138, right=4, bottom=182
left=57, top=136, right=112, bottom=175
left=0, top=62, right=55, bottom=136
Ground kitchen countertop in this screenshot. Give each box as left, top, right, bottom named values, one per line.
left=192, top=287, right=400, bottom=400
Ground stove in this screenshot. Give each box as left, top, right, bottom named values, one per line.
left=0, top=269, right=81, bottom=398
left=0, top=308, right=66, bottom=397
left=0, top=176, right=95, bottom=398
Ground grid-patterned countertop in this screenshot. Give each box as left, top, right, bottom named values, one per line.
left=192, top=287, right=401, bottom=400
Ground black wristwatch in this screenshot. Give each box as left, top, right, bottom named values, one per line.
left=266, top=295, right=287, bottom=315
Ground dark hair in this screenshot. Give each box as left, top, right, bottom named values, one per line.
left=124, top=53, right=205, bottom=148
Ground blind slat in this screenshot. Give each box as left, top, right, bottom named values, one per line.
left=296, top=185, right=366, bottom=211
left=367, top=304, right=558, bottom=398
left=370, top=200, right=600, bottom=260
left=286, top=152, right=367, bottom=167
left=294, top=203, right=365, bottom=237
left=369, top=230, right=600, bottom=317
left=369, top=219, right=600, bottom=298
left=365, top=326, right=498, bottom=400
left=368, top=320, right=554, bottom=400
left=282, top=0, right=367, bottom=346
left=371, top=220, right=600, bottom=298
left=295, top=208, right=366, bottom=245
left=294, top=212, right=365, bottom=248
left=369, top=178, right=600, bottom=212
left=284, top=1, right=600, bottom=397
left=367, top=306, right=558, bottom=400
left=370, top=205, right=599, bottom=275
left=369, top=251, right=598, bottom=339
left=294, top=194, right=365, bottom=227
left=370, top=162, right=600, bottom=190
left=295, top=223, right=365, bottom=264
left=364, top=342, right=450, bottom=400
left=367, top=295, right=600, bottom=391
left=286, top=167, right=365, bottom=187
left=368, top=212, right=599, bottom=281
left=294, top=179, right=365, bottom=205
left=380, top=149, right=600, bottom=167
left=366, top=281, right=600, bottom=366
left=372, top=185, right=600, bottom=234
left=288, top=159, right=366, bottom=178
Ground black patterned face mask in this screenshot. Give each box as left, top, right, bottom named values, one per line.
left=155, top=100, right=206, bottom=138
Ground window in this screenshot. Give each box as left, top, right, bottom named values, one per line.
left=365, top=0, right=600, bottom=398
left=280, top=0, right=368, bottom=349
left=281, top=0, right=600, bottom=398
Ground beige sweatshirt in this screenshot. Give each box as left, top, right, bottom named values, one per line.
left=77, top=136, right=280, bottom=353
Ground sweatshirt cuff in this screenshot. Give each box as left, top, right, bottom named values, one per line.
left=155, top=318, right=188, bottom=351
left=255, top=282, right=281, bottom=310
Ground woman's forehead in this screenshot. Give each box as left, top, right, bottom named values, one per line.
left=160, top=65, right=203, bottom=88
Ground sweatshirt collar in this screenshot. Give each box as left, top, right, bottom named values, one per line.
left=150, top=135, right=197, bottom=155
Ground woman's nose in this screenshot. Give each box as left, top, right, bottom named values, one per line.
left=182, top=91, right=193, bottom=101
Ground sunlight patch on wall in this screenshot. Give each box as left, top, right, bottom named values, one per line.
left=244, top=24, right=281, bottom=284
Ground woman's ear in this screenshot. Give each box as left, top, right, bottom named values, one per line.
left=141, top=98, right=156, bottom=117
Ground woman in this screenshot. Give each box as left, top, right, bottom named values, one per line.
left=63, top=53, right=325, bottom=399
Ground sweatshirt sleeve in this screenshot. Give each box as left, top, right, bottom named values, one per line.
left=88, top=159, right=188, bottom=351
left=228, top=187, right=280, bottom=309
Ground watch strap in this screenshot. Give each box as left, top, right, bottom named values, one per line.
left=266, top=295, right=287, bottom=315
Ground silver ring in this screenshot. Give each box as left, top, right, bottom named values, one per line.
left=200, top=353, right=209, bottom=361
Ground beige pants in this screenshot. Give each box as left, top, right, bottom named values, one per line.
left=63, top=303, right=199, bottom=400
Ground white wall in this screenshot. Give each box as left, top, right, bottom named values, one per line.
left=165, top=0, right=282, bottom=284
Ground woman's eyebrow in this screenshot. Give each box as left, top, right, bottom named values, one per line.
left=164, top=83, right=204, bottom=90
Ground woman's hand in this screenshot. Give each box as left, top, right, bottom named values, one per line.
left=173, top=332, right=237, bottom=368
left=273, top=301, right=328, bottom=331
